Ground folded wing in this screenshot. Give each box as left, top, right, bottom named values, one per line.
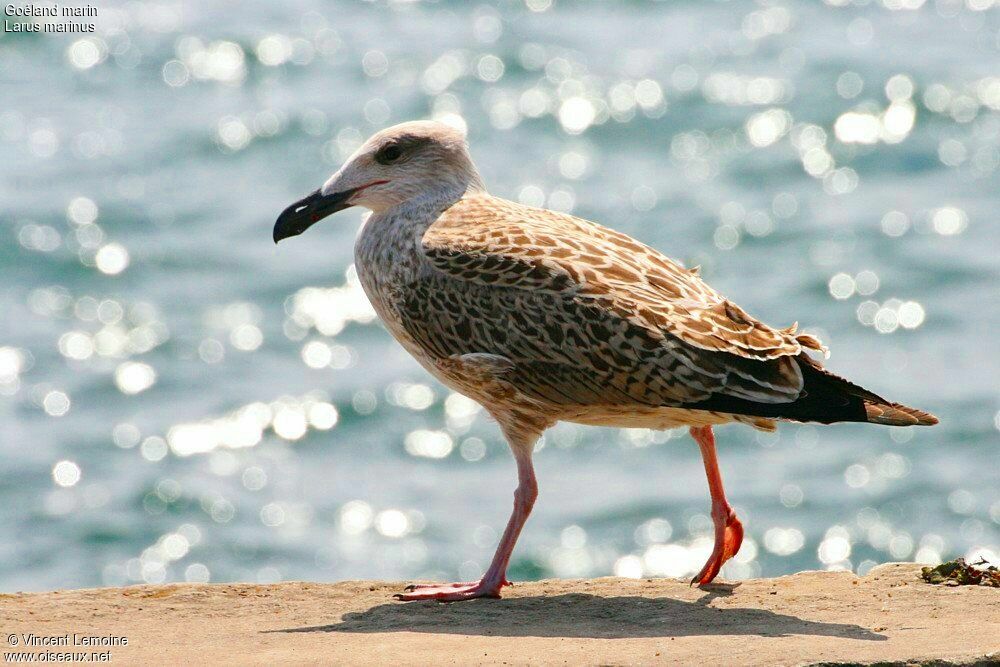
left=406, top=194, right=826, bottom=409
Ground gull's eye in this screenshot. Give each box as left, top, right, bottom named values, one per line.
left=375, top=143, right=403, bottom=164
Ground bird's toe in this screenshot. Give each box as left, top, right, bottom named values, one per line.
left=394, top=580, right=505, bottom=602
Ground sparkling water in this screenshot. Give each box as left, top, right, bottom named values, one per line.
left=1, top=0, right=998, bottom=591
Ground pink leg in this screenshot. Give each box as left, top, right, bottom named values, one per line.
left=396, top=438, right=537, bottom=602
left=689, top=425, right=744, bottom=587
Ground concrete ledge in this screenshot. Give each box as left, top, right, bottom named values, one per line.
left=1, top=564, right=997, bottom=665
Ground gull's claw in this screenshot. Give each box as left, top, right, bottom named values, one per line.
left=394, top=579, right=510, bottom=602
left=690, top=508, right=744, bottom=587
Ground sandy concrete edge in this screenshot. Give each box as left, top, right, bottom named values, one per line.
left=1, top=563, right=997, bottom=666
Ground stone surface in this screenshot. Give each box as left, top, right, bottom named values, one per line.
left=1, top=564, right=997, bottom=665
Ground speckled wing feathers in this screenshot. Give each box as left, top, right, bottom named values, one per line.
left=412, top=194, right=825, bottom=408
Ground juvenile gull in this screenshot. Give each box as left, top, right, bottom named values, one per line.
left=274, top=120, right=937, bottom=601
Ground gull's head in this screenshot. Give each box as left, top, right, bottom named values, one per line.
left=273, top=120, right=483, bottom=243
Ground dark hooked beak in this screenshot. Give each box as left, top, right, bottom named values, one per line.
left=272, top=187, right=358, bottom=244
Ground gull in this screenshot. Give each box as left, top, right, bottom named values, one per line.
left=273, top=120, right=937, bottom=601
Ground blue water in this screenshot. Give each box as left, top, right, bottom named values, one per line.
left=1, top=1, right=998, bottom=592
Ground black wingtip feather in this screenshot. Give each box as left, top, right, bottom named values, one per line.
left=682, top=353, right=937, bottom=427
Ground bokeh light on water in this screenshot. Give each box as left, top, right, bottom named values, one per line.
left=1, top=0, right=997, bottom=591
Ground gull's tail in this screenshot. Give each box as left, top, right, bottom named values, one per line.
left=864, top=399, right=939, bottom=426
left=795, top=355, right=939, bottom=426
left=682, top=354, right=939, bottom=427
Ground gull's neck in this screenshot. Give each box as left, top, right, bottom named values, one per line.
left=379, top=176, right=485, bottom=223
left=356, top=178, right=482, bottom=266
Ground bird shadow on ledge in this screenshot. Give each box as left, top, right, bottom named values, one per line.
left=266, top=585, right=886, bottom=641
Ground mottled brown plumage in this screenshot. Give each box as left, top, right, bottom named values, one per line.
left=274, top=120, right=937, bottom=601
left=392, top=191, right=934, bottom=431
